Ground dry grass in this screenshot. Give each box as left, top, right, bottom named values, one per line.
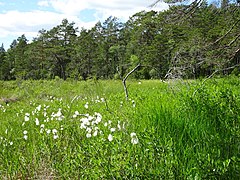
left=0, top=97, right=19, bottom=104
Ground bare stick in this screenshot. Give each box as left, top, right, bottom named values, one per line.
left=122, top=63, right=141, bottom=100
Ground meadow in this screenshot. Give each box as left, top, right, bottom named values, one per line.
left=0, top=76, right=239, bottom=179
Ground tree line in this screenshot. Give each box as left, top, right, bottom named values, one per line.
left=0, top=1, right=239, bottom=81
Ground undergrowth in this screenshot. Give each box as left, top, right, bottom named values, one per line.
left=0, top=76, right=239, bottom=179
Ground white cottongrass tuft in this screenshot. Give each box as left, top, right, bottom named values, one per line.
left=46, top=129, right=51, bottom=134
left=84, top=102, right=89, bottom=109
left=35, top=118, right=40, bottom=126
left=132, top=100, right=136, bottom=108
left=93, top=130, right=98, bottom=137
left=23, top=130, right=28, bottom=140
left=130, top=132, right=139, bottom=145
left=36, top=105, right=41, bottom=111
left=117, top=121, right=121, bottom=130
left=86, top=133, right=92, bottom=138
left=110, top=128, right=116, bottom=132
left=53, top=134, right=59, bottom=139
left=23, top=135, right=28, bottom=140
left=52, top=129, right=58, bottom=134
left=24, top=113, right=30, bottom=121
left=108, top=134, right=113, bottom=142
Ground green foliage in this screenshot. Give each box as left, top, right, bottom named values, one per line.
left=0, top=3, right=239, bottom=80
left=0, top=77, right=239, bottom=178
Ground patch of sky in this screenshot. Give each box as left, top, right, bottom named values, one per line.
left=0, top=0, right=52, bottom=13
left=78, top=9, right=97, bottom=22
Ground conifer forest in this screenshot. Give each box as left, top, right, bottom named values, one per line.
left=0, top=0, right=239, bottom=81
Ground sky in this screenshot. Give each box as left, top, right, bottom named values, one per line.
left=0, top=0, right=169, bottom=49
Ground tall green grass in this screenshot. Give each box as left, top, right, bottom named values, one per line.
left=0, top=77, right=239, bottom=179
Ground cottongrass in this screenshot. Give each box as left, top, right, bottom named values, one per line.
left=0, top=78, right=239, bottom=179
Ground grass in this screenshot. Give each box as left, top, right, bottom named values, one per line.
left=0, top=76, right=239, bottom=179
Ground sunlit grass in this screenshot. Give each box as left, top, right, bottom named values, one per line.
left=0, top=77, right=239, bottom=179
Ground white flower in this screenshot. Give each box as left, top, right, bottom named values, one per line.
left=9, top=141, right=13, bottom=145
left=24, top=115, right=30, bottom=122
left=84, top=102, right=89, bottom=109
left=120, top=101, right=123, bottom=107
left=117, top=121, right=121, bottom=130
left=86, top=127, right=92, bottom=133
left=23, top=135, right=28, bottom=140
left=40, top=124, right=45, bottom=129
left=110, top=128, right=116, bottom=132
left=104, top=122, right=108, bottom=127
left=52, top=129, right=58, bottom=134
left=95, top=112, right=102, bottom=123
left=23, top=130, right=28, bottom=135
left=132, top=100, right=136, bottom=108
left=35, top=118, right=39, bottom=126
left=53, top=134, right=59, bottom=139
left=73, top=114, right=77, bottom=118
left=53, top=109, right=64, bottom=120
left=36, top=105, right=41, bottom=111
left=122, top=122, right=126, bottom=130
left=73, top=111, right=80, bottom=118
left=108, top=134, right=113, bottom=142
left=93, top=130, right=98, bottom=137
left=86, top=133, right=91, bottom=138
left=130, top=132, right=139, bottom=145
left=80, top=123, right=87, bottom=129
left=80, top=117, right=90, bottom=129
left=46, top=129, right=51, bottom=134
left=60, top=125, right=64, bottom=131
left=87, top=115, right=94, bottom=121
left=130, top=133, right=136, bottom=137
left=131, top=137, right=139, bottom=145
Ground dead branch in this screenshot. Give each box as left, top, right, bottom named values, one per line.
left=122, top=63, right=141, bottom=100
left=212, top=18, right=240, bottom=45
left=228, top=33, right=240, bottom=47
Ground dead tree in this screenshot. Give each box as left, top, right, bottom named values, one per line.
left=117, top=63, right=141, bottom=100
